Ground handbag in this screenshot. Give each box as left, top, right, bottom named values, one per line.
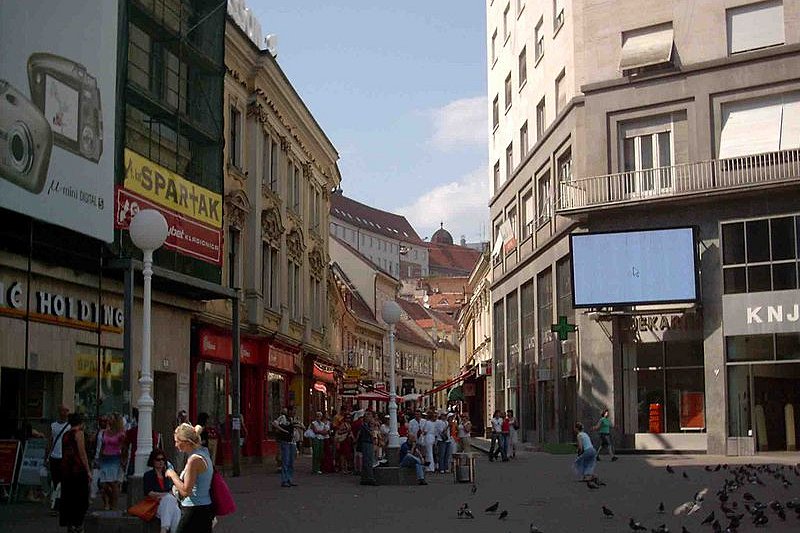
left=210, top=470, right=236, bottom=516
left=303, top=425, right=316, bottom=439
left=128, top=496, right=159, bottom=521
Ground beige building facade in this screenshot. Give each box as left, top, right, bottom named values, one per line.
left=488, top=0, right=800, bottom=453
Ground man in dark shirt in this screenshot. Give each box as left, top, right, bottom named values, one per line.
left=399, top=433, right=427, bottom=485
left=273, top=407, right=298, bottom=487
left=357, top=411, right=377, bottom=486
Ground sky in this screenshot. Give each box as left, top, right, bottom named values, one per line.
left=247, top=1, right=489, bottom=244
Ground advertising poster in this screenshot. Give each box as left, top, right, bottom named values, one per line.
left=0, top=0, right=119, bottom=242
left=0, top=440, right=20, bottom=486
left=680, top=391, right=706, bottom=430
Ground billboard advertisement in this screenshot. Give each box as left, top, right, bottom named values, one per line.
left=570, top=227, right=699, bottom=308
left=116, top=149, right=223, bottom=265
left=0, top=0, right=119, bottom=242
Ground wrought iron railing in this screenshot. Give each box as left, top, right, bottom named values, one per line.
left=558, top=148, right=800, bottom=211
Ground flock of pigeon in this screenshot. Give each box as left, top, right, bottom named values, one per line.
left=455, top=462, right=800, bottom=532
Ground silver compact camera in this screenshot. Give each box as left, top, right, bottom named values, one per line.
left=0, top=79, right=53, bottom=193
left=28, top=53, right=103, bottom=163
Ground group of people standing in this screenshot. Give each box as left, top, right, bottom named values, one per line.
left=47, top=405, right=219, bottom=533
left=487, top=409, right=519, bottom=462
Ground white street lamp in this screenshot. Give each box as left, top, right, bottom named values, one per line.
left=129, top=209, right=169, bottom=476
left=382, top=300, right=402, bottom=460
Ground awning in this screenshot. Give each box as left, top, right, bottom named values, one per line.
left=356, top=390, right=391, bottom=401
left=448, top=386, right=464, bottom=402
left=425, top=369, right=473, bottom=397
left=719, top=93, right=800, bottom=158
left=619, top=23, right=673, bottom=71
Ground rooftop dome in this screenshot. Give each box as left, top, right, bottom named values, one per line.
left=430, top=222, right=453, bottom=245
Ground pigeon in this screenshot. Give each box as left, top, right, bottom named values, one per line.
left=587, top=480, right=600, bottom=489
left=463, top=508, right=474, bottom=519
left=743, top=493, right=755, bottom=501
left=705, top=466, right=713, bottom=472
left=683, top=471, right=690, bottom=480
left=701, top=511, right=715, bottom=525
left=630, top=518, right=648, bottom=531
left=485, top=501, right=499, bottom=513
left=457, top=503, right=470, bottom=518
left=651, top=525, right=669, bottom=533
left=498, top=510, right=508, bottom=520
left=714, top=464, right=721, bottom=472
left=471, top=484, right=477, bottom=495
left=752, top=513, right=768, bottom=527
left=667, top=465, right=675, bottom=474
left=530, top=525, right=543, bottom=533
left=682, top=528, right=691, bottom=533
left=603, top=505, right=614, bottom=518
left=658, top=502, right=665, bottom=514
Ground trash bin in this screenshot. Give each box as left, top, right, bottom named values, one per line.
left=452, top=453, right=475, bottom=483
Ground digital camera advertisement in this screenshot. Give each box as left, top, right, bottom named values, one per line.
left=0, top=0, right=119, bottom=242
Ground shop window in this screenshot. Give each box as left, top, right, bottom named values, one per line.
left=748, top=265, right=772, bottom=292
left=74, top=345, right=123, bottom=422
left=777, top=333, right=800, bottom=360
left=726, top=334, right=774, bottom=361
left=722, top=222, right=745, bottom=264
left=536, top=267, right=552, bottom=351
left=664, top=340, right=703, bottom=367
left=196, top=361, right=229, bottom=438
left=636, top=368, right=665, bottom=433
left=265, top=372, right=286, bottom=435
left=746, top=219, right=770, bottom=262
left=494, top=300, right=506, bottom=412
left=771, top=217, right=796, bottom=260
left=727, top=365, right=752, bottom=438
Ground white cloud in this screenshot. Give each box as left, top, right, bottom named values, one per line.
left=397, top=166, right=490, bottom=244
left=430, top=96, right=487, bottom=151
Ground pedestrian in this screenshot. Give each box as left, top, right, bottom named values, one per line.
left=399, top=433, right=427, bottom=485
left=309, top=411, right=328, bottom=474
left=357, top=411, right=378, bottom=485
left=488, top=410, right=506, bottom=461
left=506, top=409, right=519, bottom=459
left=593, top=408, right=617, bottom=461
left=272, top=407, right=298, bottom=487
left=420, top=412, right=436, bottom=472
left=95, top=412, right=126, bottom=510
left=457, top=415, right=472, bottom=452
left=447, top=413, right=458, bottom=466
left=321, top=412, right=336, bottom=473
left=46, top=405, right=70, bottom=513
left=573, top=422, right=598, bottom=482
left=435, top=413, right=453, bottom=474
left=334, top=413, right=353, bottom=474
left=143, top=449, right=180, bottom=533
left=59, top=412, right=91, bottom=533
left=166, top=424, right=214, bottom=533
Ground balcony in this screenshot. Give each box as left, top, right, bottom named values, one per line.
left=558, top=148, right=800, bottom=213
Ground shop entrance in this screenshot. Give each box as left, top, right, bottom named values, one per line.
left=153, top=371, right=176, bottom=456
left=0, top=368, right=62, bottom=436
left=728, top=362, right=800, bottom=452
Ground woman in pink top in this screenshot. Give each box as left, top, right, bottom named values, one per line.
left=94, top=413, right=127, bottom=510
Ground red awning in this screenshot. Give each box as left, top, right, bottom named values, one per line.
left=425, top=368, right=473, bottom=396
left=355, top=390, right=392, bottom=401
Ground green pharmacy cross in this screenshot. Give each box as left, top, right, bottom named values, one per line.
left=551, top=315, right=576, bottom=341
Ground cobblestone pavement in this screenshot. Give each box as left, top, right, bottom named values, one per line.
left=2, top=450, right=799, bottom=532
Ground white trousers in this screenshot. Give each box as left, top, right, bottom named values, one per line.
left=157, top=493, right=181, bottom=532
left=421, top=441, right=435, bottom=472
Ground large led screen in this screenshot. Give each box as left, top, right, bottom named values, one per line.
left=570, top=228, right=698, bottom=308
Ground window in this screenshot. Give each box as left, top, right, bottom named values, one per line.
left=504, top=73, right=513, bottom=110
left=228, top=227, right=241, bottom=288
left=558, top=147, right=572, bottom=184
left=287, top=161, right=296, bottom=210
left=521, top=190, right=533, bottom=240
left=503, top=3, right=511, bottom=41
left=506, top=143, right=514, bottom=179
left=537, top=171, right=551, bottom=224
left=288, top=260, right=301, bottom=319
left=293, top=164, right=301, bottom=212
left=311, top=276, right=323, bottom=330
left=128, top=24, right=151, bottom=90
left=518, top=47, right=527, bottom=87
left=553, top=0, right=565, bottom=32
left=622, top=127, right=672, bottom=195
left=491, top=30, right=498, bottom=65
left=620, top=23, right=674, bottom=73
left=493, top=161, right=501, bottom=191
left=507, top=205, right=518, bottom=243
left=556, top=256, right=574, bottom=324
left=536, top=97, right=546, bottom=140
left=718, top=92, right=800, bottom=159
left=520, top=121, right=529, bottom=157
left=727, top=0, right=784, bottom=55
left=229, top=106, right=241, bottom=168
left=266, top=137, right=278, bottom=191
left=492, top=96, right=500, bottom=130
left=262, top=243, right=278, bottom=310
left=494, top=300, right=506, bottom=411
left=555, top=70, right=566, bottom=114
left=506, top=290, right=520, bottom=393
left=721, top=214, right=799, bottom=294
left=537, top=267, right=553, bottom=352
left=535, top=18, right=544, bottom=62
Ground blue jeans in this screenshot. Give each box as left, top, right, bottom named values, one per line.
left=437, top=440, right=452, bottom=472
left=280, top=441, right=295, bottom=484
left=400, top=454, right=425, bottom=480
left=490, top=432, right=507, bottom=460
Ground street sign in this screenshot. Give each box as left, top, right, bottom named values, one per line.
left=551, top=315, right=577, bottom=341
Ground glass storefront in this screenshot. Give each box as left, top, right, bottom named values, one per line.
left=624, top=339, right=705, bottom=434
left=74, top=344, right=124, bottom=427
left=196, top=361, right=229, bottom=436
left=265, top=371, right=285, bottom=430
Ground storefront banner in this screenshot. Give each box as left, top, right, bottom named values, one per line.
left=268, top=346, right=296, bottom=373
left=0, top=1, right=119, bottom=242
left=680, top=392, right=705, bottom=430
left=115, top=187, right=222, bottom=265
left=722, top=290, right=800, bottom=335
left=123, top=149, right=222, bottom=229
left=197, top=328, right=257, bottom=364
left=312, top=363, right=335, bottom=383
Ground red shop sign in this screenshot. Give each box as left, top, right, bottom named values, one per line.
left=115, top=186, right=223, bottom=265
left=313, top=363, right=335, bottom=383
left=198, top=328, right=258, bottom=365
left=268, top=346, right=296, bottom=373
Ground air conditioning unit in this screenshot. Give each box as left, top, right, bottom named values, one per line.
left=476, top=361, right=488, bottom=376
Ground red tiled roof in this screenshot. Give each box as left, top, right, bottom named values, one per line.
left=426, top=243, right=481, bottom=276
left=397, top=298, right=431, bottom=321
left=395, top=321, right=435, bottom=349
left=331, top=191, right=423, bottom=244
left=350, top=291, right=377, bottom=325
left=428, top=309, right=457, bottom=327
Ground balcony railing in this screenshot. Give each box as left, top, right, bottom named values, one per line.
left=558, top=148, right=800, bottom=212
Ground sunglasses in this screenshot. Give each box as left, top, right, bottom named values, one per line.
left=154, top=457, right=166, bottom=461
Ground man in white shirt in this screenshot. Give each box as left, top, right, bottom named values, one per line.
left=419, top=413, right=436, bottom=472
left=488, top=410, right=506, bottom=462
left=46, top=406, right=70, bottom=490
left=407, top=411, right=422, bottom=442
